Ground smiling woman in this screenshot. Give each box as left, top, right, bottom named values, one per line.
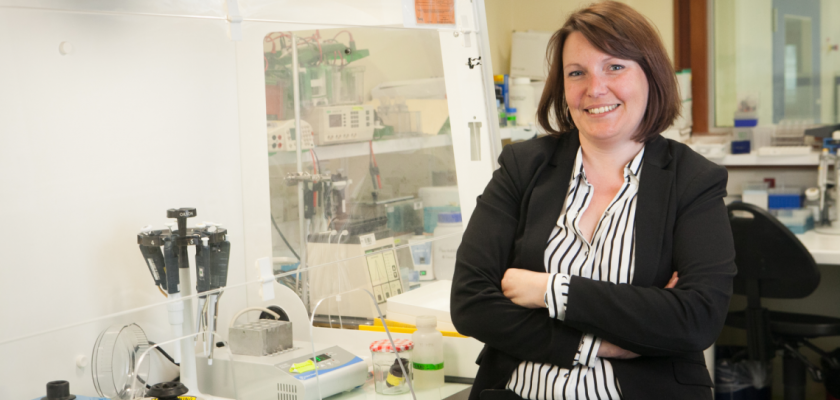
left=451, top=2, right=736, bottom=400
left=538, top=2, right=680, bottom=143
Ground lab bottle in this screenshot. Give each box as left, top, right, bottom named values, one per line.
left=509, top=77, right=536, bottom=126
left=432, top=212, right=462, bottom=280
left=497, top=99, right=507, bottom=127
left=804, top=187, right=820, bottom=224
left=412, top=315, right=444, bottom=390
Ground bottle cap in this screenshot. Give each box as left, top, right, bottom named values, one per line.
left=42, top=381, right=76, bottom=400
left=806, top=187, right=820, bottom=201
left=416, top=315, right=437, bottom=328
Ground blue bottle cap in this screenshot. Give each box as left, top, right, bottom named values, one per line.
left=437, top=213, right=462, bottom=223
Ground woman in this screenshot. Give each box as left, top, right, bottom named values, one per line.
left=450, top=2, right=736, bottom=399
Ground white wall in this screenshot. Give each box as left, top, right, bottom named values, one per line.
left=0, top=6, right=250, bottom=399
left=485, top=0, right=674, bottom=75
left=0, top=1, right=495, bottom=398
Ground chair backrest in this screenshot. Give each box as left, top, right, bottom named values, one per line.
left=728, top=202, right=819, bottom=299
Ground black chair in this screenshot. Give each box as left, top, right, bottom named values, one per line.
left=725, top=202, right=840, bottom=400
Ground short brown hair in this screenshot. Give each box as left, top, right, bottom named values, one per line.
left=537, top=1, right=680, bottom=142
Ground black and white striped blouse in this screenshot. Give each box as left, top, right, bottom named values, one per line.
left=506, top=146, right=645, bottom=400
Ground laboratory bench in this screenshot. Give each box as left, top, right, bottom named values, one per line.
left=796, top=231, right=840, bottom=265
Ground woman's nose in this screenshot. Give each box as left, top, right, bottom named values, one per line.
left=586, top=74, right=608, bottom=97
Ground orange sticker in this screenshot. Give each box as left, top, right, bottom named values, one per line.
left=414, top=0, right=455, bottom=25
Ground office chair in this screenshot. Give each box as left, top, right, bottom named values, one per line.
left=725, top=202, right=840, bottom=400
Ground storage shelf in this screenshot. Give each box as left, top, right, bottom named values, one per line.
left=271, top=134, right=453, bottom=164
left=714, top=151, right=820, bottom=167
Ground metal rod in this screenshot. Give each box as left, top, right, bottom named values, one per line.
left=291, top=32, right=309, bottom=312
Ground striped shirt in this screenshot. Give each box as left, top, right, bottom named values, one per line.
left=506, top=146, right=645, bottom=400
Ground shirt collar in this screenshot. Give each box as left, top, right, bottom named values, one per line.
left=572, top=146, right=646, bottom=182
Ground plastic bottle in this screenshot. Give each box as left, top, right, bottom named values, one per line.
left=411, top=315, right=444, bottom=390
left=432, top=212, right=462, bottom=281
left=497, top=99, right=507, bottom=127
left=509, top=77, right=536, bottom=126
left=506, top=108, right=517, bottom=127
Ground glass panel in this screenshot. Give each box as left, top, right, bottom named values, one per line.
left=0, top=0, right=226, bottom=18
left=713, top=0, right=830, bottom=126
left=264, top=26, right=463, bottom=322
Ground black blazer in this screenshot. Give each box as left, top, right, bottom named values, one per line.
left=451, top=132, right=736, bottom=400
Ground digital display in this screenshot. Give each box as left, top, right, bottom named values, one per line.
left=329, top=114, right=342, bottom=128
left=310, top=354, right=331, bottom=362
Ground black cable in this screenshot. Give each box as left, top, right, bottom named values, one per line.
left=271, top=213, right=301, bottom=260
left=148, top=341, right=179, bottom=366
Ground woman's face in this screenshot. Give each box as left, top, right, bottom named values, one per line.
left=562, top=31, right=649, bottom=144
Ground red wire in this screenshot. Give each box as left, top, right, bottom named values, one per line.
left=369, top=141, right=382, bottom=189
left=310, top=150, right=318, bottom=208
left=333, top=30, right=354, bottom=43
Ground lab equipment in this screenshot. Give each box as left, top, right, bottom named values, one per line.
left=432, top=212, right=462, bottom=281
left=91, top=323, right=151, bottom=400
left=418, top=186, right=460, bottom=234
left=307, top=104, right=375, bottom=145
left=816, top=148, right=840, bottom=234
left=307, top=230, right=405, bottom=319
left=267, top=119, right=314, bottom=152
left=136, top=208, right=231, bottom=395
left=772, top=209, right=814, bottom=234
left=731, top=127, right=752, bottom=154
left=145, top=382, right=189, bottom=400
left=411, top=316, right=444, bottom=390
left=386, top=197, right=424, bottom=235
left=742, top=183, right=770, bottom=211
left=509, top=77, right=536, bottom=126
left=386, top=280, right=458, bottom=332
left=228, top=309, right=293, bottom=356
left=264, top=31, right=369, bottom=115
left=767, top=188, right=803, bottom=210
left=805, top=187, right=821, bottom=222
left=199, top=343, right=367, bottom=400
left=370, top=339, right=414, bottom=395
left=34, top=380, right=108, bottom=400
left=409, top=230, right=433, bottom=281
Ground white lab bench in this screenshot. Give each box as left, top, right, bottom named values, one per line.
left=796, top=231, right=840, bottom=265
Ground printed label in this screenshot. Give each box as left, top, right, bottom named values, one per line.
left=414, top=0, right=455, bottom=25
left=360, top=233, right=376, bottom=247
left=147, top=258, right=159, bottom=280
left=413, top=362, right=444, bottom=371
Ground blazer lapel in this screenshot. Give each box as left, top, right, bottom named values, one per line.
left=632, top=136, right=673, bottom=286
left=518, top=132, right=580, bottom=272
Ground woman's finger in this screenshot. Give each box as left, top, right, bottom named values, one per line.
left=665, top=271, right=679, bottom=289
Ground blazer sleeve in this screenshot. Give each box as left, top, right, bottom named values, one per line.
left=450, top=144, right=584, bottom=369
left=562, top=164, right=736, bottom=356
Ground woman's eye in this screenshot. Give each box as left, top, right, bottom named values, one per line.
left=568, top=71, right=582, bottom=77
left=609, top=65, right=625, bottom=71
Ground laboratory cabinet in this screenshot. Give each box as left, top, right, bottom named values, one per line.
left=0, top=1, right=498, bottom=399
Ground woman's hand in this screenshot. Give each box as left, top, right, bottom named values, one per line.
left=596, top=273, right=679, bottom=360
left=501, top=268, right=550, bottom=308
left=597, top=340, right=640, bottom=359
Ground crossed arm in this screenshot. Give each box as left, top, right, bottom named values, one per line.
left=450, top=144, right=736, bottom=369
